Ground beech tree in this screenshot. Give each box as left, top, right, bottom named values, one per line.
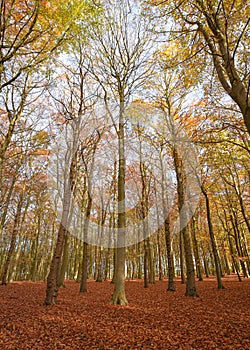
left=0, top=0, right=99, bottom=170
left=147, top=0, right=250, bottom=135
left=147, top=47, right=200, bottom=295
left=0, top=126, right=51, bottom=284
left=0, top=0, right=98, bottom=90
left=44, top=41, right=99, bottom=303
left=86, top=0, right=155, bottom=305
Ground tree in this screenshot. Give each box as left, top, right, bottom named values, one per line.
left=148, top=0, right=250, bottom=135
left=44, top=41, right=99, bottom=303
left=0, top=126, right=51, bottom=284
left=147, top=49, right=199, bottom=295
left=200, top=184, right=225, bottom=289
left=0, top=0, right=100, bottom=190
left=0, top=0, right=98, bottom=90
left=86, top=0, right=155, bottom=305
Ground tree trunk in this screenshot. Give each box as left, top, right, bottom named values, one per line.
left=111, top=248, right=116, bottom=284
left=96, top=246, right=103, bottom=282
left=104, top=248, right=111, bottom=281
left=0, top=158, right=22, bottom=238
left=230, top=214, right=248, bottom=278
left=201, top=186, right=225, bottom=289
left=148, top=239, right=155, bottom=284
left=59, top=233, right=69, bottom=288
left=196, top=7, right=250, bottom=136
left=173, top=147, right=197, bottom=296
left=157, top=233, right=163, bottom=281
left=143, top=239, right=149, bottom=288
left=221, top=240, right=230, bottom=276
left=159, top=148, right=175, bottom=290
left=1, top=194, right=23, bottom=285
left=45, top=130, right=77, bottom=304
left=45, top=223, right=66, bottom=304
left=165, top=217, right=175, bottom=291
left=137, top=242, right=142, bottom=279
left=228, top=234, right=242, bottom=282
left=190, top=217, right=203, bottom=281
left=30, top=214, right=41, bottom=281
left=110, top=97, right=128, bottom=305
left=80, top=190, right=92, bottom=292
left=80, top=242, right=89, bottom=292
left=179, top=231, right=186, bottom=283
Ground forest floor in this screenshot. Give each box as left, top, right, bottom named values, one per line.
left=0, top=275, right=249, bottom=350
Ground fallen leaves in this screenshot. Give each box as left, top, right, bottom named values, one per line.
left=0, top=275, right=249, bottom=349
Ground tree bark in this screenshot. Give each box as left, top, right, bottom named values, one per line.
left=110, top=97, right=128, bottom=305
left=193, top=1, right=250, bottom=135
left=159, top=148, right=175, bottom=290
left=45, top=223, right=66, bottom=304
left=58, top=233, right=69, bottom=288
left=164, top=217, right=175, bottom=291
left=201, top=186, right=225, bottom=289
left=80, top=191, right=92, bottom=292
left=173, top=147, right=198, bottom=296
left=190, top=216, right=203, bottom=281
left=1, top=194, right=23, bottom=285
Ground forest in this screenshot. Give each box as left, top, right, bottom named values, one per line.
left=0, top=0, right=250, bottom=349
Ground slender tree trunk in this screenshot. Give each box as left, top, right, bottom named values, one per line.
left=59, top=233, right=69, bottom=288
left=80, top=191, right=92, bottom=292
left=30, top=214, right=41, bottom=281
left=104, top=217, right=113, bottom=281
left=179, top=231, right=185, bottom=283
left=131, top=259, right=136, bottom=280
left=200, top=242, right=209, bottom=278
left=96, top=246, right=103, bottom=282
left=9, top=193, right=30, bottom=282
left=237, top=192, right=250, bottom=234
left=241, top=233, right=250, bottom=275
left=228, top=234, right=242, bottom=282
left=159, top=148, right=175, bottom=290
left=157, top=233, right=163, bottom=281
left=165, top=217, right=175, bottom=291
left=45, top=124, right=78, bottom=304
left=173, top=147, right=197, bottom=296
left=137, top=242, right=142, bottom=279
left=9, top=234, right=22, bottom=282
left=110, top=97, right=128, bottom=305
left=230, top=214, right=248, bottom=278
left=201, top=186, right=225, bottom=289
left=148, top=239, right=155, bottom=284
left=111, top=248, right=116, bottom=284
left=221, top=240, right=230, bottom=275
left=0, top=158, right=22, bottom=238
left=45, top=170, right=74, bottom=304
left=88, top=245, right=93, bottom=280
left=96, top=211, right=107, bottom=282
left=190, top=217, right=203, bottom=281
left=80, top=243, right=89, bottom=292
left=104, top=248, right=111, bottom=281
left=144, top=239, right=149, bottom=288
left=1, top=194, right=23, bottom=285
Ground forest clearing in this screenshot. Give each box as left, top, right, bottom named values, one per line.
left=0, top=276, right=250, bottom=349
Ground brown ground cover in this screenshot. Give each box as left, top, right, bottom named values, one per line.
left=0, top=275, right=249, bottom=349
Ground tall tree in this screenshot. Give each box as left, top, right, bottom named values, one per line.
left=86, top=0, right=155, bottom=305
